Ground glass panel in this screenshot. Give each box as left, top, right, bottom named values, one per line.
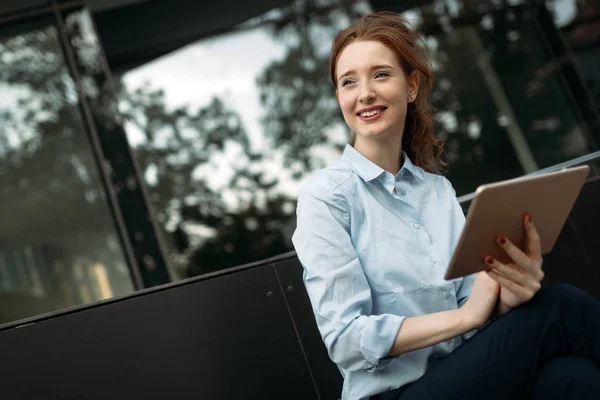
left=119, top=1, right=372, bottom=279
left=410, top=0, right=600, bottom=195
left=0, top=18, right=133, bottom=324
left=549, top=0, right=600, bottom=115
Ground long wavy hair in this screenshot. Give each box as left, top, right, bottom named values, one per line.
left=329, top=12, right=446, bottom=174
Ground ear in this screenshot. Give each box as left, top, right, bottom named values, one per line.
left=407, top=70, right=420, bottom=102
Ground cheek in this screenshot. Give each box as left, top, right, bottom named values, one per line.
left=338, top=96, right=355, bottom=119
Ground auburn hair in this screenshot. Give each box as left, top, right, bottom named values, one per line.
left=329, top=12, right=446, bottom=174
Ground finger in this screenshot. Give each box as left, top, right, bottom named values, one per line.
left=484, top=256, right=529, bottom=286
left=486, top=256, right=542, bottom=293
left=486, top=270, right=535, bottom=302
left=524, top=213, right=542, bottom=262
left=496, top=235, right=531, bottom=269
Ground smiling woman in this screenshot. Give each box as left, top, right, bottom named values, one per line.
left=292, top=11, right=600, bottom=400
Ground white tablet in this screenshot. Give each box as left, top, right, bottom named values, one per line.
left=444, top=165, right=590, bottom=280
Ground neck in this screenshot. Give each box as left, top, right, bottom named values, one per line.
left=354, top=135, right=403, bottom=175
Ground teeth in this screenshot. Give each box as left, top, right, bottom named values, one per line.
left=360, top=109, right=383, bottom=117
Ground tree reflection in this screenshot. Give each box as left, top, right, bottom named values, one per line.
left=118, top=85, right=296, bottom=276
left=2, top=0, right=597, bottom=283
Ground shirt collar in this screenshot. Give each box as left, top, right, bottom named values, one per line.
left=341, top=144, right=424, bottom=182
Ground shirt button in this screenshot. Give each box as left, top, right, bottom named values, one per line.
left=414, top=223, right=420, bottom=229
left=429, top=256, right=437, bottom=263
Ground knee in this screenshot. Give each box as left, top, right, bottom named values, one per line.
left=539, top=283, right=585, bottom=298
left=533, top=356, right=600, bottom=399
left=540, top=356, right=598, bottom=376
left=534, top=283, right=590, bottom=308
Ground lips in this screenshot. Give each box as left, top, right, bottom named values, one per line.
left=357, top=106, right=387, bottom=121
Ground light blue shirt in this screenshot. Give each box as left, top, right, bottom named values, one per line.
left=292, top=144, right=475, bottom=400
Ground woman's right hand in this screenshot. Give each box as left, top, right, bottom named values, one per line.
left=461, top=272, right=500, bottom=329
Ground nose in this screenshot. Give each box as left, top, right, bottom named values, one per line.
left=358, top=81, right=375, bottom=104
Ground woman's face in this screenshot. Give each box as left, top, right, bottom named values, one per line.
left=335, top=40, right=418, bottom=145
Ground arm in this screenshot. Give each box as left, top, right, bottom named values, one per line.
left=293, top=186, right=401, bottom=371
left=389, top=269, right=499, bottom=355
left=387, top=308, right=474, bottom=356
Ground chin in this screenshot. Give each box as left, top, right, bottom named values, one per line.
left=355, top=125, right=389, bottom=139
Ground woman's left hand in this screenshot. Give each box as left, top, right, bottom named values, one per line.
left=484, top=213, right=544, bottom=314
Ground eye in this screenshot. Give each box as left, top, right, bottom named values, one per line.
left=375, top=72, right=389, bottom=78
left=341, top=79, right=355, bottom=87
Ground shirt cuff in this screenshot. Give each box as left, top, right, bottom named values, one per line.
left=462, top=328, right=479, bottom=341
left=360, top=314, right=405, bottom=370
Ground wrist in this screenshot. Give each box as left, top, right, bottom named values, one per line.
left=495, top=301, right=512, bottom=317
left=456, top=307, right=479, bottom=332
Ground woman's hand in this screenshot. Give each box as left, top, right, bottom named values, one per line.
left=461, top=272, right=500, bottom=329
left=484, top=213, right=544, bottom=315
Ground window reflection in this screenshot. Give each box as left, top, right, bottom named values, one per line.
left=119, top=1, right=372, bottom=278
left=551, top=0, right=600, bottom=127
left=0, top=20, right=132, bottom=323
left=118, top=0, right=600, bottom=279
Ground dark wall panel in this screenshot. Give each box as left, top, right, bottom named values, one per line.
left=274, top=257, right=343, bottom=400
left=569, top=177, right=600, bottom=293
left=542, top=178, right=600, bottom=298
left=0, top=265, right=318, bottom=400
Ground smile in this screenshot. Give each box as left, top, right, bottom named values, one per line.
left=357, top=106, right=387, bottom=121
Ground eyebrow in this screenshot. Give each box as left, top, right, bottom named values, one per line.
left=337, top=64, right=394, bottom=83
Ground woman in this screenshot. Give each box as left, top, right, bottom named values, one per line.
left=292, top=12, right=600, bottom=400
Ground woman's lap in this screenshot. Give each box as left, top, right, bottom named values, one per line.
left=381, top=283, right=600, bottom=400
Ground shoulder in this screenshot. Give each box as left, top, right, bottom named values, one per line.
left=298, top=160, right=354, bottom=201
left=418, top=168, right=457, bottom=195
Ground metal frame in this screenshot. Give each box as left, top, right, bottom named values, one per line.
left=50, top=1, right=171, bottom=288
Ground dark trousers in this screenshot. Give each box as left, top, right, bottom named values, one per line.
left=373, top=284, right=600, bottom=400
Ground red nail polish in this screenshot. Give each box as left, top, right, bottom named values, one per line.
left=498, top=236, right=506, bottom=245
left=485, top=256, right=494, bottom=264
left=526, top=214, right=532, bottom=223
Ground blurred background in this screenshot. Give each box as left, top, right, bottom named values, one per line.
left=0, top=0, right=599, bottom=324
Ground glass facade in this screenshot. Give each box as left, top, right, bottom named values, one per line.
left=119, top=0, right=600, bottom=280
left=0, top=16, right=133, bottom=323
left=0, top=0, right=599, bottom=323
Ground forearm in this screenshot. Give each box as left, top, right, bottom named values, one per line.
left=387, top=308, right=474, bottom=356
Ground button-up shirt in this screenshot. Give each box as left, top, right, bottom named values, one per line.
left=292, top=144, right=475, bottom=400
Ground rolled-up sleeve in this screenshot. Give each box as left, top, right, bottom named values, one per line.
left=292, top=179, right=404, bottom=372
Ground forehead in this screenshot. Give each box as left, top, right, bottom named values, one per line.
left=336, top=40, right=400, bottom=76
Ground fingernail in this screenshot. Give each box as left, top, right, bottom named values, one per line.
left=526, top=214, right=532, bottom=223
left=485, top=256, right=494, bottom=264
left=498, top=236, right=506, bottom=245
